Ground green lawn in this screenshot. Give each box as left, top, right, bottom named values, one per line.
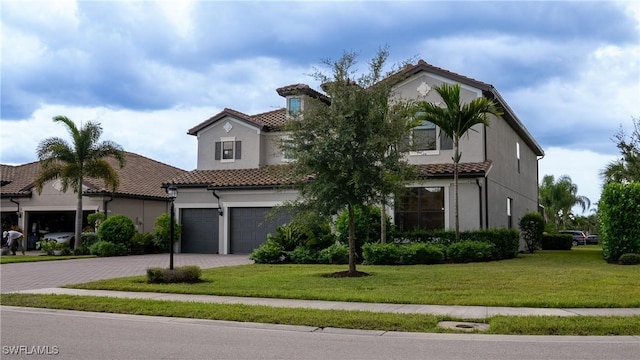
left=1, top=254, right=96, bottom=264
left=1, top=294, right=638, bottom=336
left=70, top=247, right=640, bottom=308
left=3, top=247, right=639, bottom=335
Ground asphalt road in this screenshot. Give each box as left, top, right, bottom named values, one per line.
left=2, top=307, right=639, bottom=360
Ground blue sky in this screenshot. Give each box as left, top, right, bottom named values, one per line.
left=1, top=0, right=639, bottom=212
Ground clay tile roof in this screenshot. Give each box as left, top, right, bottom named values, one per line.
left=251, top=108, right=286, bottom=129
left=0, top=162, right=40, bottom=196
left=1, top=152, right=186, bottom=199
left=415, top=161, right=493, bottom=178
left=166, top=165, right=297, bottom=188
left=276, top=83, right=330, bottom=103
left=83, top=152, right=186, bottom=198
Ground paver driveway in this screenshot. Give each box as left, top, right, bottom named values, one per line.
left=0, top=253, right=252, bottom=293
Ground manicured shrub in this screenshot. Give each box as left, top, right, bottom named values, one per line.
left=362, top=243, right=400, bottom=265
left=153, top=213, right=181, bottom=252
left=447, top=241, right=495, bottom=263
left=289, top=246, right=321, bottom=264
left=519, top=212, right=545, bottom=253
left=81, top=232, right=100, bottom=247
left=129, top=232, right=156, bottom=255
left=87, top=212, right=106, bottom=232
left=599, top=182, right=640, bottom=263
left=249, top=241, right=284, bottom=264
left=391, top=228, right=519, bottom=260
left=319, top=243, right=349, bottom=264
left=336, top=205, right=392, bottom=259
left=147, top=265, right=202, bottom=284
left=399, top=243, right=445, bottom=265
left=267, top=223, right=305, bottom=252
left=618, top=253, right=640, bottom=265
left=541, top=234, right=573, bottom=250
left=89, top=241, right=128, bottom=257
left=98, top=214, right=136, bottom=247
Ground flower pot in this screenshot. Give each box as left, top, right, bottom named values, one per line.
left=53, top=250, right=63, bottom=256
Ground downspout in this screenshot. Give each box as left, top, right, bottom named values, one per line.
left=9, top=198, right=21, bottom=227
left=103, top=195, right=113, bottom=219
left=485, top=178, right=490, bottom=229
left=475, top=179, right=483, bottom=229
left=210, top=189, right=223, bottom=216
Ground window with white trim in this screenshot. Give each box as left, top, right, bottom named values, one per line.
left=507, top=197, right=513, bottom=229
left=281, top=137, right=295, bottom=162
left=516, top=142, right=521, bottom=173
left=408, top=113, right=453, bottom=153
left=215, top=137, right=241, bottom=162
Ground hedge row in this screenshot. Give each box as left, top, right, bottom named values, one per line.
left=540, top=234, right=573, bottom=250
left=390, top=228, right=520, bottom=260
left=362, top=241, right=497, bottom=265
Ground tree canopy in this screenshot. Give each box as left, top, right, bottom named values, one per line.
left=285, top=49, right=416, bottom=275
left=539, top=174, right=590, bottom=230
left=35, top=116, right=125, bottom=249
left=601, top=116, right=640, bottom=185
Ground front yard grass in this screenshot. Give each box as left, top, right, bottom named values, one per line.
left=69, top=247, right=640, bottom=308
left=1, top=294, right=639, bottom=336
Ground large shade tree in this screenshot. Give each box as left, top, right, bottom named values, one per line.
left=34, top=116, right=125, bottom=249
left=539, top=174, right=590, bottom=230
left=601, top=116, right=640, bottom=184
left=416, top=83, right=502, bottom=241
left=285, top=49, right=416, bottom=276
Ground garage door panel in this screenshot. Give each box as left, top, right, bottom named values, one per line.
left=230, top=207, right=291, bottom=254
left=181, top=209, right=219, bottom=254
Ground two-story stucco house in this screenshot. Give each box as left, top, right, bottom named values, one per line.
left=167, top=60, right=544, bottom=254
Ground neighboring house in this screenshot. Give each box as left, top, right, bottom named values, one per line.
left=168, top=60, right=544, bottom=254
left=1, top=152, right=186, bottom=249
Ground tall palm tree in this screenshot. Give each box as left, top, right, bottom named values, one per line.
left=416, top=83, right=502, bottom=241
left=34, top=116, right=125, bottom=249
left=539, top=174, right=590, bottom=230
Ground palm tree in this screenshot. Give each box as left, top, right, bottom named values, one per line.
left=539, top=174, right=590, bottom=230
left=416, top=83, right=502, bottom=241
left=34, top=116, right=125, bottom=249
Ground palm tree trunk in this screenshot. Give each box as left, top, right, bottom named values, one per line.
left=75, top=183, right=83, bottom=249
left=454, top=138, right=460, bottom=242
left=348, top=204, right=357, bottom=275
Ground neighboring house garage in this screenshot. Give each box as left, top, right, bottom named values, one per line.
left=229, top=207, right=291, bottom=254
left=180, top=208, right=219, bottom=254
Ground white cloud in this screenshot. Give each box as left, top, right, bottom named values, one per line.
left=0, top=104, right=217, bottom=171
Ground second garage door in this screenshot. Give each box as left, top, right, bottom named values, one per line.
left=181, top=208, right=219, bottom=253
left=230, top=207, right=291, bottom=254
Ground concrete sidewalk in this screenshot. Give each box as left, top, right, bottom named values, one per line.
left=10, top=287, right=640, bottom=319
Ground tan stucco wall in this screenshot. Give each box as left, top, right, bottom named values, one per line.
left=196, top=117, right=262, bottom=170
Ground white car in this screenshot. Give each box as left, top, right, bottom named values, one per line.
left=43, top=232, right=76, bottom=248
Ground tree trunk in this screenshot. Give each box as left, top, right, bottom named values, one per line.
left=75, top=179, right=84, bottom=249
left=454, top=138, right=460, bottom=242
left=380, top=199, right=387, bottom=244
left=348, top=204, right=357, bottom=275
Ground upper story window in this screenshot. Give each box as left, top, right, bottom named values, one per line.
left=409, top=114, right=453, bottom=154
left=516, top=142, right=521, bottom=173
left=288, top=97, right=302, bottom=116
left=281, top=137, right=295, bottom=162
left=215, top=137, right=242, bottom=162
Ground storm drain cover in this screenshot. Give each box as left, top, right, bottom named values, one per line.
left=437, top=321, right=490, bottom=332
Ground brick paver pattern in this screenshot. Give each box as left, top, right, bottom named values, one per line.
left=0, top=253, right=252, bottom=293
